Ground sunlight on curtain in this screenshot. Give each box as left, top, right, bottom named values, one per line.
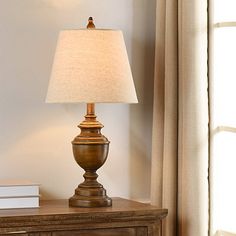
left=211, top=0, right=236, bottom=234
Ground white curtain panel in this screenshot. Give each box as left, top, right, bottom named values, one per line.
left=151, top=0, right=178, bottom=235
left=151, top=0, right=209, bottom=235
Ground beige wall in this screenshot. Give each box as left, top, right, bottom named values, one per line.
left=0, top=0, right=156, bottom=201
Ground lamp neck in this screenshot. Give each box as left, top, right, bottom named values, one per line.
left=85, top=103, right=97, bottom=122
left=78, top=103, right=104, bottom=130
left=87, top=103, right=95, bottom=116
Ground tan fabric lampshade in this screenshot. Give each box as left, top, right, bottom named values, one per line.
left=46, top=29, right=138, bottom=103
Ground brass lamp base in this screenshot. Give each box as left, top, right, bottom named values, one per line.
left=69, top=103, right=112, bottom=208
left=69, top=197, right=112, bottom=208
left=69, top=179, right=112, bottom=207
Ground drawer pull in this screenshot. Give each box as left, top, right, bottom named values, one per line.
left=6, top=231, right=27, bottom=234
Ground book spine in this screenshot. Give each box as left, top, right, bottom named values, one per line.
left=0, top=196, right=39, bottom=209
left=0, top=185, right=39, bottom=198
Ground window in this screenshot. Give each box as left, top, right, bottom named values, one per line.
left=210, top=0, right=236, bottom=235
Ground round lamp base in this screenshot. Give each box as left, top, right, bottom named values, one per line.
left=69, top=187, right=112, bottom=207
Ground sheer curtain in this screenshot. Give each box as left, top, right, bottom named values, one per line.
left=151, top=0, right=209, bottom=235
left=209, top=0, right=236, bottom=235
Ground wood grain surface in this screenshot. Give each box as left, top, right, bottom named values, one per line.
left=0, top=198, right=167, bottom=236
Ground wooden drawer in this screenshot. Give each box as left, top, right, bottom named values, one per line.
left=51, top=227, right=147, bottom=236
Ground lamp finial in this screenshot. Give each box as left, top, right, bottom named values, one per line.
left=87, top=17, right=95, bottom=29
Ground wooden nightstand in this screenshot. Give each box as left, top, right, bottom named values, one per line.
left=0, top=198, right=167, bottom=236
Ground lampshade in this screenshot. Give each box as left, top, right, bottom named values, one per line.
left=46, top=29, right=138, bottom=103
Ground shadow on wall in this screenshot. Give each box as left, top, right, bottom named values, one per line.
left=129, top=0, right=156, bottom=201
left=0, top=101, right=84, bottom=199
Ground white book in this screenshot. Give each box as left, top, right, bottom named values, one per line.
left=0, top=196, right=39, bottom=209
left=0, top=180, right=39, bottom=198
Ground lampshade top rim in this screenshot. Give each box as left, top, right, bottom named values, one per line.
left=60, top=28, right=121, bottom=32
left=46, top=101, right=138, bottom=104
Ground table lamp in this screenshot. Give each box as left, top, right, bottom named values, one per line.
left=46, top=17, right=138, bottom=207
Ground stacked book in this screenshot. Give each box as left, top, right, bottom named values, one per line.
left=0, top=180, right=40, bottom=209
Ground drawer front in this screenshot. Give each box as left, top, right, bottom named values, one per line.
left=51, top=227, right=148, bottom=236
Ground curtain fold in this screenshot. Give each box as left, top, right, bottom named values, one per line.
left=150, top=0, right=178, bottom=236
left=151, top=0, right=209, bottom=235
